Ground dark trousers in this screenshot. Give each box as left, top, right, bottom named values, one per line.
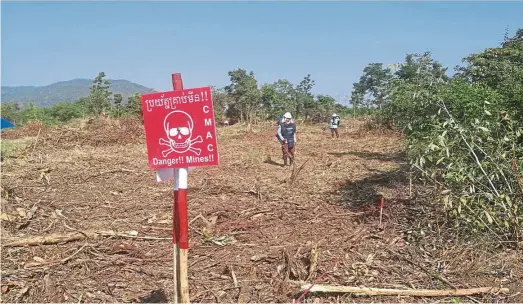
left=330, top=128, right=339, bottom=138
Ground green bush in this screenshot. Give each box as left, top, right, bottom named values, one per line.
left=370, top=30, right=523, bottom=241
left=47, top=102, right=85, bottom=122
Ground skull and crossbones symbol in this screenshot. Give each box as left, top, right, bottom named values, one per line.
left=159, top=110, right=203, bottom=157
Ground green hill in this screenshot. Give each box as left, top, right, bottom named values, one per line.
left=1, top=79, right=155, bottom=107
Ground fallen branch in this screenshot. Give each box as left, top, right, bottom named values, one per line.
left=3, top=230, right=168, bottom=247
left=4, top=231, right=90, bottom=247
left=299, top=284, right=509, bottom=297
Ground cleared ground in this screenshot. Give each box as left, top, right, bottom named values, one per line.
left=1, top=118, right=521, bottom=303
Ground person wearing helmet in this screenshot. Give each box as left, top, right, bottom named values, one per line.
left=277, top=112, right=297, bottom=166
left=329, top=113, right=341, bottom=138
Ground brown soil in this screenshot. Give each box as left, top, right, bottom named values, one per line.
left=1, top=118, right=521, bottom=303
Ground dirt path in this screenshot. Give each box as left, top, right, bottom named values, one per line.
left=1, top=119, right=521, bottom=303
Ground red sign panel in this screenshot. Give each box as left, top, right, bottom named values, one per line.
left=141, top=86, right=219, bottom=169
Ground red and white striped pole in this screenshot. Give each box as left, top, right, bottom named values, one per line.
left=171, top=73, right=190, bottom=303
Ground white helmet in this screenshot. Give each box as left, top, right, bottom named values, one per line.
left=283, top=112, right=292, bottom=119
left=332, top=113, right=338, bottom=117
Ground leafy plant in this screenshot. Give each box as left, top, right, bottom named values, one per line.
left=359, top=29, right=523, bottom=242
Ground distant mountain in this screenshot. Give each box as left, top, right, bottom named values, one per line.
left=1, top=78, right=155, bottom=107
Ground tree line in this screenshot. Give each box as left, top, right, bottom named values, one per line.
left=2, top=71, right=362, bottom=127
left=353, top=28, right=522, bottom=241
left=1, top=72, right=142, bottom=125
left=212, top=71, right=358, bottom=125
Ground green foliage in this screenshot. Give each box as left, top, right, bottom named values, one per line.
left=47, top=102, right=85, bottom=122
left=1, top=102, right=22, bottom=124
left=111, top=93, right=124, bottom=118
left=361, top=29, right=523, bottom=241
left=1, top=72, right=148, bottom=126
left=396, top=52, right=449, bottom=83
left=3, top=70, right=351, bottom=127
left=349, top=82, right=364, bottom=109
left=456, top=28, right=523, bottom=122
left=295, top=74, right=316, bottom=119
left=126, top=93, right=142, bottom=116
left=218, top=70, right=349, bottom=123
left=1, top=100, right=86, bottom=126
left=260, top=83, right=278, bottom=118
left=87, top=72, right=112, bottom=115
left=211, top=86, right=230, bottom=122
left=310, top=95, right=337, bottom=122
left=220, top=69, right=344, bottom=124
left=350, top=63, right=393, bottom=109
left=261, top=79, right=296, bottom=118
left=19, top=103, right=58, bottom=125
left=225, top=68, right=262, bottom=124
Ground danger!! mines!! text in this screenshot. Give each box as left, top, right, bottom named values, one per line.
left=143, top=90, right=209, bottom=112
left=152, top=154, right=215, bottom=166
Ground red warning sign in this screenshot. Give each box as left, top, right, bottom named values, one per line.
left=141, top=86, right=219, bottom=169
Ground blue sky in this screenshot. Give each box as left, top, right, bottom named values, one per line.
left=2, top=1, right=522, bottom=104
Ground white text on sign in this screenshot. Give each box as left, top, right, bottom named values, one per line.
left=144, top=90, right=210, bottom=112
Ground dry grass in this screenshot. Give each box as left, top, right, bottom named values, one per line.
left=1, top=117, right=521, bottom=303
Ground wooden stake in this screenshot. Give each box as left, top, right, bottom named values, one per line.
left=409, top=170, right=412, bottom=198
left=177, top=168, right=190, bottom=304
left=379, top=196, right=384, bottom=226
left=300, top=284, right=509, bottom=297
left=172, top=73, right=190, bottom=304
left=172, top=243, right=178, bottom=304
left=172, top=169, right=179, bottom=304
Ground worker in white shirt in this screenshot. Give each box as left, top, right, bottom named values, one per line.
left=329, top=113, right=341, bottom=138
